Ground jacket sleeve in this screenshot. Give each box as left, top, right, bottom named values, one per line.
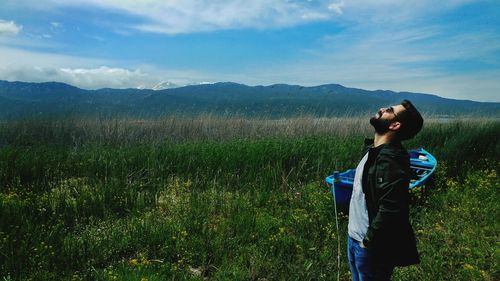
left=362, top=152, right=409, bottom=248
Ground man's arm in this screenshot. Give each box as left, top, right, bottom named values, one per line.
left=362, top=153, right=409, bottom=248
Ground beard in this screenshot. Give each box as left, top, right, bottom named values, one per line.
left=370, top=115, right=392, bottom=134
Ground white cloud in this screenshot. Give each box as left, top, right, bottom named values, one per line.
left=2, top=0, right=485, bottom=36
left=58, top=66, right=158, bottom=89
left=0, top=65, right=157, bottom=89
left=28, top=0, right=343, bottom=34
left=0, top=45, right=153, bottom=89
left=2, top=0, right=484, bottom=35
left=0, top=46, right=212, bottom=89
left=328, top=1, right=345, bottom=15
left=0, top=20, right=22, bottom=36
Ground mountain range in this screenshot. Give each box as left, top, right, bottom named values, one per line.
left=0, top=80, right=498, bottom=119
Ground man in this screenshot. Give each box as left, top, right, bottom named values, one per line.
left=347, top=100, right=423, bottom=281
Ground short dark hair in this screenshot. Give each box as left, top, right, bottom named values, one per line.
left=396, top=99, right=423, bottom=140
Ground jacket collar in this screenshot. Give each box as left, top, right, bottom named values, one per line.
left=364, top=137, right=403, bottom=151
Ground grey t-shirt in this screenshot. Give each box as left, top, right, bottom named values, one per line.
left=348, top=152, right=369, bottom=242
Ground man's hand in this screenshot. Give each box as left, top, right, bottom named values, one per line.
left=360, top=240, right=367, bottom=249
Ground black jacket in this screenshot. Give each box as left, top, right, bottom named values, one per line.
left=360, top=138, right=420, bottom=266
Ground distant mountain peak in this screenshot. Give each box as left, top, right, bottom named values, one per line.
left=152, top=81, right=180, bottom=90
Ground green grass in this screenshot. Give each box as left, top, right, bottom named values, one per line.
left=0, top=118, right=499, bottom=280
left=395, top=166, right=499, bottom=281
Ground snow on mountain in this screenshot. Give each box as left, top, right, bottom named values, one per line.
left=151, top=81, right=215, bottom=90
left=152, top=81, right=180, bottom=90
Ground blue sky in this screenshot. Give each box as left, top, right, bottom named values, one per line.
left=0, top=0, right=499, bottom=102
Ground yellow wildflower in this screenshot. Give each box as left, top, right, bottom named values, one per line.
left=463, top=263, right=474, bottom=271
left=129, top=258, right=138, bottom=266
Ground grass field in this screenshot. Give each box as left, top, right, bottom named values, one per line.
left=0, top=117, right=498, bottom=280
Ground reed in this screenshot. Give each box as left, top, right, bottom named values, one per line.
left=0, top=116, right=370, bottom=146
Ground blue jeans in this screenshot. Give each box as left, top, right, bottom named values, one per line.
left=347, top=236, right=394, bottom=281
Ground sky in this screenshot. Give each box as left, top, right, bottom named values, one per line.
left=0, top=0, right=499, bottom=102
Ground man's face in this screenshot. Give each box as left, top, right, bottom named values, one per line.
left=370, top=104, right=405, bottom=134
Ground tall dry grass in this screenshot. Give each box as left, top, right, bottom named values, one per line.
left=3, top=115, right=495, bottom=147
left=0, top=116, right=372, bottom=146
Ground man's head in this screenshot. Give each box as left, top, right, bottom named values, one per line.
left=370, top=99, right=423, bottom=141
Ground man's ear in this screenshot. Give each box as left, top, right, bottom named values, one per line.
left=389, top=121, right=401, bottom=131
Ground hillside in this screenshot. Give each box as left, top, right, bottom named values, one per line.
left=0, top=80, right=498, bottom=119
